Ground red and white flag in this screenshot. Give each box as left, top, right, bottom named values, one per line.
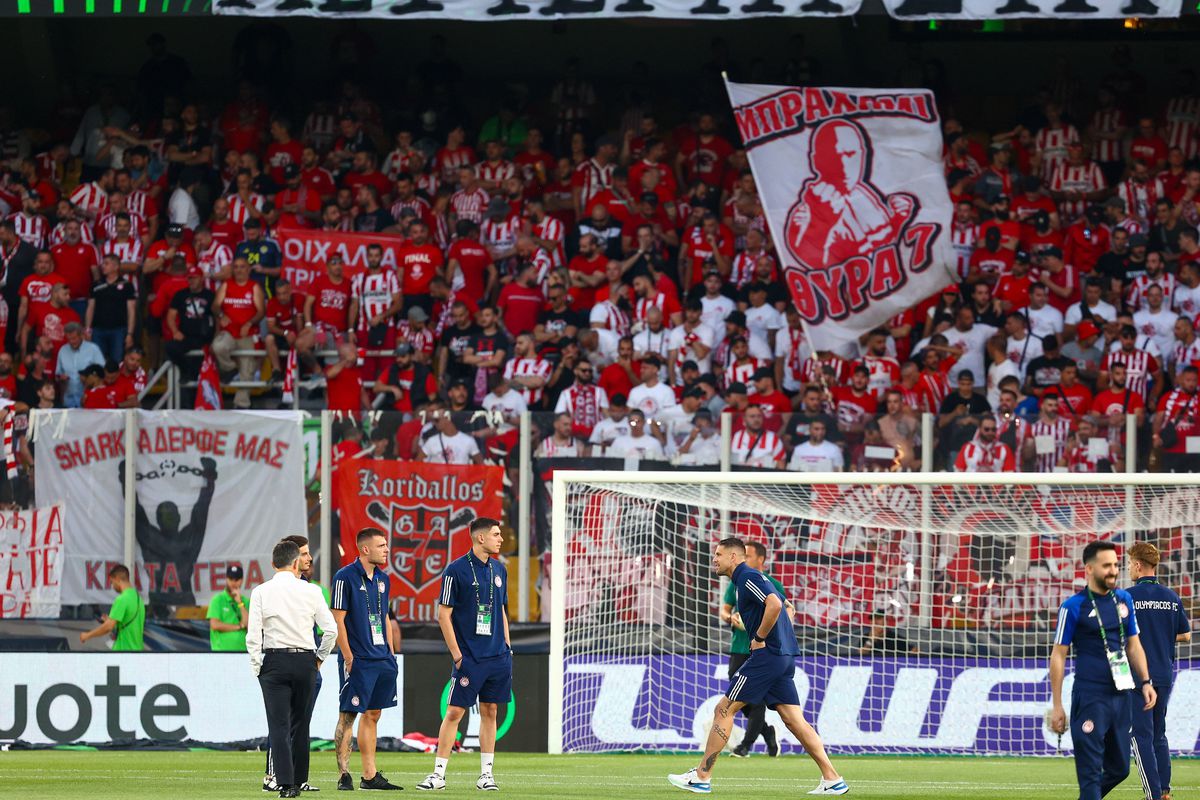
left=725, top=81, right=956, bottom=354
left=195, top=347, right=222, bottom=410
left=281, top=347, right=297, bottom=405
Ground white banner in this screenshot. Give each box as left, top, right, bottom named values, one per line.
left=0, top=653, right=402, bottom=744
left=0, top=505, right=65, bottom=619
left=213, top=0, right=859, bottom=20
left=725, top=82, right=957, bottom=354
left=33, top=411, right=306, bottom=607
left=882, top=0, right=1177, bottom=19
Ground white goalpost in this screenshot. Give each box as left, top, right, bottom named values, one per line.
left=548, top=471, right=1200, bottom=756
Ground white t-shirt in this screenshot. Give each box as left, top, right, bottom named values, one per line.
left=168, top=187, right=201, bottom=230
left=700, top=294, right=736, bottom=336
left=1006, top=334, right=1044, bottom=382
left=627, top=381, right=677, bottom=418
left=672, top=432, right=722, bottom=465
left=788, top=440, right=844, bottom=472
left=606, top=433, right=666, bottom=461
left=657, top=405, right=697, bottom=450
left=589, top=417, right=631, bottom=449
left=1173, top=284, right=1200, bottom=320
left=667, top=324, right=715, bottom=379
left=986, top=359, right=1020, bottom=409
left=1133, top=307, right=1180, bottom=360
left=1064, top=299, right=1118, bottom=326
left=774, top=327, right=812, bottom=393
left=586, top=327, right=621, bottom=368
left=1026, top=304, right=1065, bottom=338
left=631, top=327, right=673, bottom=361
left=481, top=389, right=528, bottom=434
left=420, top=430, right=480, bottom=464
left=940, top=323, right=998, bottom=384
left=744, top=304, right=784, bottom=345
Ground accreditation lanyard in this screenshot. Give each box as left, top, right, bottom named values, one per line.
left=361, top=570, right=386, bottom=647
left=469, top=555, right=495, bottom=636
left=1087, top=588, right=1135, bottom=691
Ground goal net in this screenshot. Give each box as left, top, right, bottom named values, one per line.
left=548, top=471, right=1200, bottom=756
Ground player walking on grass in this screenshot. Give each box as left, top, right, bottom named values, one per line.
left=1047, top=540, right=1157, bottom=800
left=417, top=517, right=512, bottom=792
left=669, top=537, right=848, bottom=796
left=331, top=528, right=403, bottom=791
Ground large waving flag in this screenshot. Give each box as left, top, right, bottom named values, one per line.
left=725, top=80, right=957, bottom=354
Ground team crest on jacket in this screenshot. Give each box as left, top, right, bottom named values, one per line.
left=1118, top=602, right=1128, bottom=619
left=1081, top=719, right=1094, bottom=734
left=494, top=575, right=503, bottom=588
left=460, top=676, right=470, bottom=687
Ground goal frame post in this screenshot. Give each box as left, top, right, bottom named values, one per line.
left=547, top=469, right=1200, bottom=754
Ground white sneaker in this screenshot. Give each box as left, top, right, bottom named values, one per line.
left=416, top=774, right=446, bottom=791
left=807, top=777, right=850, bottom=795
left=667, top=768, right=712, bottom=794
left=476, top=773, right=499, bottom=791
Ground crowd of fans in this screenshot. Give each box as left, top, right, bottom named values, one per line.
left=3, top=35, right=1200, bottom=476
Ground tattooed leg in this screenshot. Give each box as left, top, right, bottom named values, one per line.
left=696, top=697, right=744, bottom=780
left=334, top=711, right=357, bottom=774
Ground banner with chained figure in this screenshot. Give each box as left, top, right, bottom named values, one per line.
left=33, top=410, right=306, bottom=606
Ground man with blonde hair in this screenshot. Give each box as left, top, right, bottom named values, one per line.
left=1126, top=542, right=1191, bottom=800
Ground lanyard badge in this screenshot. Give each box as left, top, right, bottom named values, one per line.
left=470, top=556, right=494, bottom=637
left=362, top=574, right=386, bottom=647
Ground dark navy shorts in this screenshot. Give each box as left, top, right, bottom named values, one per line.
left=726, top=650, right=799, bottom=709
left=448, top=652, right=513, bottom=708
left=338, top=656, right=398, bottom=713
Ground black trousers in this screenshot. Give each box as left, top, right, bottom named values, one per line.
left=259, top=651, right=317, bottom=788
left=728, top=652, right=767, bottom=747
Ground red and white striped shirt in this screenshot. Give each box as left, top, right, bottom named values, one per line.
left=100, top=237, right=145, bottom=266
left=1049, top=161, right=1106, bottom=222
left=1166, top=96, right=1200, bottom=160
left=730, top=251, right=762, bottom=288
left=227, top=193, right=264, bottom=227
left=573, top=158, right=614, bottom=209
left=434, top=146, right=476, bottom=183
left=382, top=149, right=420, bottom=181
left=1090, top=109, right=1127, bottom=163
left=951, top=222, right=978, bottom=279
left=7, top=212, right=47, bottom=249
left=532, top=216, right=565, bottom=267
left=920, top=371, right=951, bottom=411
left=390, top=195, right=433, bottom=226
left=351, top=269, right=400, bottom=332
left=954, top=438, right=1016, bottom=472
left=1101, top=349, right=1158, bottom=399
left=68, top=182, right=110, bottom=218
left=1111, top=216, right=1144, bottom=238
left=48, top=221, right=94, bottom=248
left=95, top=211, right=147, bottom=243
left=398, top=321, right=436, bottom=360
left=724, top=358, right=764, bottom=389
left=1173, top=338, right=1200, bottom=374
left=1031, top=416, right=1072, bottom=472
left=589, top=300, right=631, bottom=336
left=125, top=189, right=157, bottom=221
left=798, top=354, right=851, bottom=387
left=1064, top=438, right=1115, bottom=473
left=449, top=187, right=490, bottom=225
left=480, top=214, right=520, bottom=255
left=1035, top=125, right=1081, bottom=179
left=1127, top=273, right=1177, bottom=311
left=303, top=112, right=337, bottom=153
left=730, top=428, right=785, bottom=468
left=197, top=241, right=233, bottom=288
left=476, top=160, right=515, bottom=187
left=504, top=356, right=553, bottom=406
left=1116, top=178, right=1163, bottom=226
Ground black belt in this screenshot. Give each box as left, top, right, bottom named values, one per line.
left=264, top=648, right=315, bottom=654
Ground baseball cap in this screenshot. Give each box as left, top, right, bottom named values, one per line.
left=727, top=381, right=748, bottom=395
left=226, top=564, right=244, bottom=580
left=1076, top=321, right=1100, bottom=340
left=283, top=163, right=300, bottom=179
left=1015, top=250, right=1031, bottom=263
left=407, top=306, right=430, bottom=323
left=187, top=266, right=204, bottom=279
left=1042, top=245, right=1063, bottom=260
left=394, top=342, right=413, bottom=356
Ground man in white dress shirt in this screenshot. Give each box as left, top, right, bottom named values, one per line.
left=247, top=540, right=337, bottom=799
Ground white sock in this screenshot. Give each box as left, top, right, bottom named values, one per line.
left=481, top=752, right=495, bottom=775
left=433, top=757, right=448, bottom=779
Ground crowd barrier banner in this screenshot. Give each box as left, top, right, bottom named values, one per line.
left=0, top=653, right=403, bottom=745
left=725, top=81, right=957, bottom=353
left=881, top=0, right=1178, bottom=19
left=212, top=0, right=860, bottom=21
left=333, top=460, right=505, bottom=621
left=278, top=228, right=408, bottom=294
left=562, top=655, right=1200, bottom=754
left=0, top=505, right=65, bottom=619
left=34, top=410, right=307, bottom=608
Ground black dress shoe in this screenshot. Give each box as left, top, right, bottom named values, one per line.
left=337, top=773, right=354, bottom=791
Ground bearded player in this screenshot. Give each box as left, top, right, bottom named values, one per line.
left=668, top=537, right=849, bottom=795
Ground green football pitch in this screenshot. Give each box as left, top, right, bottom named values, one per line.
left=1, top=750, right=1196, bottom=799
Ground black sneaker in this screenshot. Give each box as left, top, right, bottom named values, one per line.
left=764, top=724, right=780, bottom=757
left=265, top=777, right=282, bottom=792
left=731, top=744, right=750, bottom=758
left=338, top=773, right=354, bottom=791
left=360, top=773, right=403, bottom=791
left=281, top=788, right=301, bottom=799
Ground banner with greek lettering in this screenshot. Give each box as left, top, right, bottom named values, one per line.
left=278, top=228, right=407, bottom=295
left=33, top=410, right=306, bottom=607
left=0, top=505, right=65, bottom=618
left=882, top=0, right=1178, bottom=19
left=333, top=459, right=504, bottom=621
left=213, top=0, right=858, bottom=20
left=725, top=81, right=957, bottom=354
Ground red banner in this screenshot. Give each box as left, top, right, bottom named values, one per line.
left=333, top=460, right=505, bottom=621
left=278, top=228, right=408, bottom=295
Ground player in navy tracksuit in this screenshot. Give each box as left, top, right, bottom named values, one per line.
left=1049, top=540, right=1158, bottom=800
left=1127, top=542, right=1191, bottom=800
left=331, top=528, right=402, bottom=791
left=417, top=517, right=512, bottom=792
left=668, top=537, right=849, bottom=796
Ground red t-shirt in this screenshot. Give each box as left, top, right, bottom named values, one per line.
left=599, top=360, right=641, bottom=402
left=209, top=219, right=243, bottom=252
left=326, top=365, right=363, bottom=412
left=994, top=273, right=1033, bottom=311
left=274, top=187, right=322, bottom=230
left=342, top=170, right=393, bottom=199
left=497, top=283, right=544, bottom=337
left=566, top=253, right=607, bottom=310
left=267, top=293, right=304, bottom=335
left=145, top=241, right=197, bottom=267
left=447, top=239, right=492, bottom=301
left=83, top=381, right=134, bottom=409
left=309, top=275, right=352, bottom=331
left=679, top=134, right=734, bottom=186
left=220, top=279, right=259, bottom=336
left=21, top=272, right=66, bottom=309
left=399, top=243, right=445, bottom=297
left=265, top=140, right=304, bottom=186
left=682, top=225, right=735, bottom=286
left=50, top=242, right=99, bottom=299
